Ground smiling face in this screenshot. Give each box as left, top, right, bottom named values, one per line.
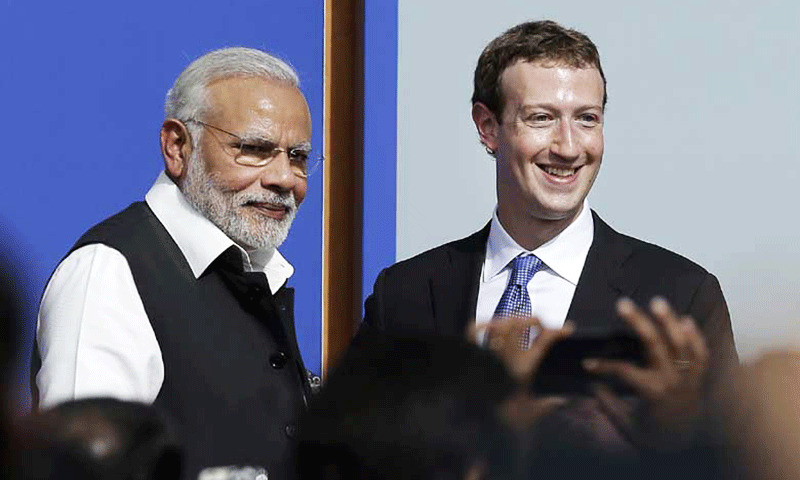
left=181, top=76, right=312, bottom=250
left=474, top=61, right=605, bottom=248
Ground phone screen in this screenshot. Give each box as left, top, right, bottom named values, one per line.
left=531, top=329, right=646, bottom=396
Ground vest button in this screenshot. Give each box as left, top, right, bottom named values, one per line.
left=270, top=351, right=289, bottom=369
left=285, top=423, right=297, bottom=439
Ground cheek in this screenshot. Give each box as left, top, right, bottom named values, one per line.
left=509, top=133, right=550, bottom=160
left=593, top=140, right=604, bottom=157
left=200, top=154, right=256, bottom=191
left=293, top=181, right=308, bottom=205
left=215, top=167, right=265, bottom=192
left=496, top=156, right=534, bottom=195
left=584, top=133, right=604, bottom=157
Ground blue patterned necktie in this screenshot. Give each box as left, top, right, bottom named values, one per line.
left=493, top=254, right=545, bottom=349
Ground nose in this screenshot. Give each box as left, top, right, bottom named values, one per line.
left=550, top=120, right=580, bottom=161
left=260, top=152, right=300, bottom=192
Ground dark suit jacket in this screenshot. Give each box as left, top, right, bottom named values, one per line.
left=364, top=211, right=738, bottom=387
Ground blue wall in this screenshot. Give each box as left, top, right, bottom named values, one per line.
left=1, top=0, right=325, bottom=404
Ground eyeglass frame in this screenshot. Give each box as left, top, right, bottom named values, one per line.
left=183, top=119, right=322, bottom=178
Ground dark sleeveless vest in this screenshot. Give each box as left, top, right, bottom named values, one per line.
left=67, top=202, right=309, bottom=479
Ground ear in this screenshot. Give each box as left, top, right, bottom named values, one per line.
left=471, top=102, right=500, bottom=154
left=160, top=119, right=194, bottom=181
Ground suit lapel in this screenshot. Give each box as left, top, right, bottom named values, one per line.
left=430, top=224, right=490, bottom=337
left=427, top=213, right=638, bottom=335
left=566, top=211, right=637, bottom=331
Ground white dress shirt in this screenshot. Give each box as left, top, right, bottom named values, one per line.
left=36, top=172, right=294, bottom=409
left=475, top=201, right=594, bottom=330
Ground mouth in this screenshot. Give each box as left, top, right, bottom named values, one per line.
left=537, top=164, right=581, bottom=182
left=243, top=201, right=291, bottom=219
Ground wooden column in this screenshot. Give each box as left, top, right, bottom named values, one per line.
left=322, top=0, right=364, bottom=375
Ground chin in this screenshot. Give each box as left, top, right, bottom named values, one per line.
left=534, top=202, right=584, bottom=222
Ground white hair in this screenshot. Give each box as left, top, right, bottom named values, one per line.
left=164, top=47, right=300, bottom=126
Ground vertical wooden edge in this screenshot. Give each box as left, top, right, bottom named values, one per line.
left=321, top=0, right=333, bottom=379
left=322, top=0, right=364, bottom=377
left=321, top=0, right=335, bottom=377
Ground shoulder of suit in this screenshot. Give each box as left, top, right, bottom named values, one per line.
left=379, top=226, right=488, bottom=278
left=593, top=211, right=711, bottom=277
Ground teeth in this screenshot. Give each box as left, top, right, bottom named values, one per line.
left=542, top=166, right=576, bottom=177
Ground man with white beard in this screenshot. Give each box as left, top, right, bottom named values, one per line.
left=33, top=47, right=320, bottom=479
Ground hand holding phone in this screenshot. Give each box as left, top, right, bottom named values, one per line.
left=532, top=328, right=645, bottom=396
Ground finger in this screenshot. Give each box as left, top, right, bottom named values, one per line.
left=617, top=298, right=671, bottom=370
left=584, top=358, right=664, bottom=399
left=514, top=316, right=543, bottom=348
left=523, top=321, right=574, bottom=373
left=492, top=316, right=544, bottom=352
left=478, top=318, right=550, bottom=383
left=469, top=321, right=510, bottom=350
left=485, top=316, right=539, bottom=341
left=500, top=319, right=562, bottom=382
left=466, top=321, right=488, bottom=344
left=650, top=297, right=690, bottom=362
left=475, top=319, right=516, bottom=351
left=681, top=316, right=710, bottom=371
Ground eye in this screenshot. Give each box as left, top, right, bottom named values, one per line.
left=577, top=113, right=600, bottom=126
left=238, top=143, right=276, bottom=157
left=520, top=112, right=555, bottom=129
left=288, top=149, right=310, bottom=164
left=523, top=113, right=551, bottom=124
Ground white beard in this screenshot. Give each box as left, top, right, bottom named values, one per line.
left=180, top=149, right=297, bottom=251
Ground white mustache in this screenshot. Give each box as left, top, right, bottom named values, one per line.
left=238, top=192, right=296, bottom=211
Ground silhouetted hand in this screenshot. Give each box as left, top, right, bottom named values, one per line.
left=468, top=317, right=574, bottom=428
left=583, top=297, right=709, bottom=446
left=470, top=316, right=574, bottom=384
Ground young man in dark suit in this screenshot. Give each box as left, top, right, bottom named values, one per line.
left=364, top=20, right=738, bottom=452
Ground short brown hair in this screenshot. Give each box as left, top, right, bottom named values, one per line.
left=472, top=20, right=607, bottom=117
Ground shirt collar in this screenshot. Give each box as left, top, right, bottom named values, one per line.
left=484, top=200, right=594, bottom=285
left=144, top=171, right=294, bottom=292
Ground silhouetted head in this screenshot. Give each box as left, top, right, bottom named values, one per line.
left=14, top=398, right=181, bottom=480
left=297, top=331, right=518, bottom=480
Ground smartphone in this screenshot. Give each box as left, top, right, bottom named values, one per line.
left=531, top=328, right=646, bottom=396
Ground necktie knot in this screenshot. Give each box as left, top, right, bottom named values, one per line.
left=491, top=254, right=545, bottom=349
left=510, top=255, right=544, bottom=287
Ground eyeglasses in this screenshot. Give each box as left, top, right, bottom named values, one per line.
left=185, top=119, right=322, bottom=178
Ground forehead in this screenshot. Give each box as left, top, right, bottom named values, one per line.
left=205, top=76, right=312, bottom=138
left=499, top=61, right=604, bottom=111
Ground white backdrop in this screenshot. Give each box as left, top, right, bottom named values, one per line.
left=396, top=0, right=800, bottom=360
